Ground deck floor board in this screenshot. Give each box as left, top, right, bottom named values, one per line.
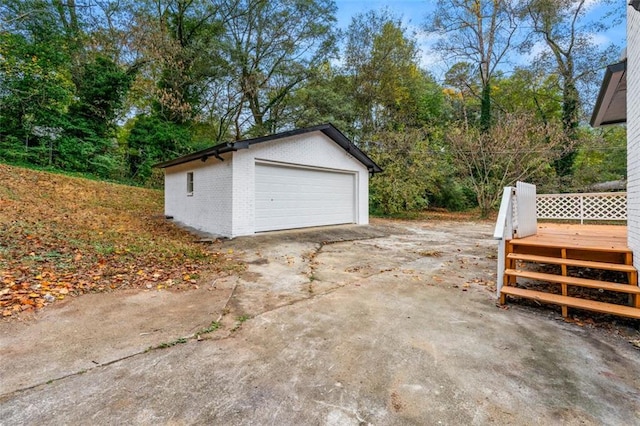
left=512, top=224, right=629, bottom=252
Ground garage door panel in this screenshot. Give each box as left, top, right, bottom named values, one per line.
left=255, top=163, right=355, bottom=232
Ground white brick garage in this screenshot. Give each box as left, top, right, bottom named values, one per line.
left=157, top=124, right=382, bottom=238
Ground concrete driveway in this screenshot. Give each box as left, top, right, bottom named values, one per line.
left=1, top=219, right=639, bottom=425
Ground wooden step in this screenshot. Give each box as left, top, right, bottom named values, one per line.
left=507, top=253, right=636, bottom=273
left=504, top=269, right=640, bottom=294
left=501, top=287, right=640, bottom=319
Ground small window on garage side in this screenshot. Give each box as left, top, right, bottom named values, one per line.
left=187, top=172, right=194, bottom=196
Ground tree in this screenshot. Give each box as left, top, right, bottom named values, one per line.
left=341, top=9, right=461, bottom=213
left=428, top=0, right=520, bottom=131
left=344, top=10, right=434, bottom=138
left=447, top=112, right=568, bottom=216
left=126, top=114, right=191, bottom=183
left=571, top=126, right=626, bottom=190
left=287, top=63, right=359, bottom=136
left=129, top=0, right=227, bottom=124
left=0, top=2, right=74, bottom=166
left=523, top=0, right=622, bottom=176
left=491, top=68, right=562, bottom=121
left=122, top=0, right=230, bottom=181
left=0, top=0, right=138, bottom=177
left=369, top=129, right=455, bottom=215
left=219, top=0, right=337, bottom=138
left=59, top=56, right=135, bottom=177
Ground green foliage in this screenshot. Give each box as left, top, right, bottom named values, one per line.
left=427, top=180, right=476, bottom=212
left=492, top=69, right=562, bottom=121
left=69, top=56, right=134, bottom=135
left=571, top=127, right=626, bottom=189
left=345, top=10, right=430, bottom=137
left=219, top=0, right=338, bottom=138
left=369, top=130, right=452, bottom=215
left=126, top=115, right=192, bottom=183
left=197, top=321, right=221, bottom=335
left=0, top=30, right=73, bottom=166
left=524, top=0, right=622, bottom=179
left=289, top=65, right=358, bottom=134
left=0, top=5, right=134, bottom=179
left=133, top=0, right=226, bottom=125
left=430, top=0, right=520, bottom=132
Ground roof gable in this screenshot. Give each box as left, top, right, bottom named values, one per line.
left=155, top=123, right=383, bottom=173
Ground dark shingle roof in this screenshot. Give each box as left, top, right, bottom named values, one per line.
left=154, top=123, right=383, bottom=173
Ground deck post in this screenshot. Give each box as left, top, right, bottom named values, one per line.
left=560, top=248, right=568, bottom=318
left=498, top=241, right=507, bottom=305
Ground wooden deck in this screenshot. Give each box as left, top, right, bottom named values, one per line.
left=510, top=224, right=630, bottom=265
left=500, top=223, right=640, bottom=319
left=514, top=223, right=628, bottom=252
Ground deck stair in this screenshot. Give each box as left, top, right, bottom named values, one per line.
left=500, top=237, right=640, bottom=319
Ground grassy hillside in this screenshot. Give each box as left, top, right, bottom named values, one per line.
left=0, top=164, right=236, bottom=318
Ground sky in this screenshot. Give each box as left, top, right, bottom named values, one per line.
left=333, top=0, right=627, bottom=81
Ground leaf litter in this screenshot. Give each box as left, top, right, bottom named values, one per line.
left=0, top=164, right=240, bottom=318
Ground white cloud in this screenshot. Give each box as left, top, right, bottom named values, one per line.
left=589, top=32, right=612, bottom=47
left=583, top=0, right=605, bottom=12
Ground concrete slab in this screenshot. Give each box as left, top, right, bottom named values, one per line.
left=1, top=219, right=639, bottom=425
left=0, top=282, right=234, bottom=395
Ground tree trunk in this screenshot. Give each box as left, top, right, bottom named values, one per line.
left=480, top=82, right=491, bottom=132
left=554, top=80, right=579, bottom=177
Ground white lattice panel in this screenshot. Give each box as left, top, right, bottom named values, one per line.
left=582, top=194, right=626, bottom=220
left=536, top=192, right=626, bottom=221
left=537, top=195, right=581, bottom=219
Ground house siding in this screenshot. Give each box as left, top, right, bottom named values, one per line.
left=164, top=153, right=233, bottom=237
left=628, top=7, right=640, bottom=269
left=230, top=131, right=369, bottom=237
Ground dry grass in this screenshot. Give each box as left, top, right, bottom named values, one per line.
left=374, top=207, right=495, bottom=222
left=0, top=164, right=238, bottom=318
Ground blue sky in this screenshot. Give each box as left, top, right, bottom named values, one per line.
left=333, top=0, right=441, bottom=76
left=333, top=0, right=627, bottom=80
left=334, top=0, right=436, bottom=28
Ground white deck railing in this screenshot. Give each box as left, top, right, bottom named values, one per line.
left=494, top=187, right=516, bottom=297
left=536, top=192, right=627, bottom=223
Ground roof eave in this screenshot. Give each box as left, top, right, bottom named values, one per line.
left=153, top=142, right=237, bottom=168
left=590, top=59, right=627, bottom=127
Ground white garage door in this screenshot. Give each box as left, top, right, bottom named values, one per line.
left=255, top=163, right=356, bottom=232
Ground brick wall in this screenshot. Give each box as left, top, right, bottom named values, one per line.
left=628, top=7, right=640, bottom=268
left=164, top=152, right=233, bottom=237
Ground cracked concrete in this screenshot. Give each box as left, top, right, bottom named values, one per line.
left=1, top=219, right=640, bottom=425
left=0, top=280, right=236, bottom=395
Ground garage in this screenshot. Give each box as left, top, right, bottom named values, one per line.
left=255, top=163, right=356, bottom=232
left=157, top=123, right=382, bottom=238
